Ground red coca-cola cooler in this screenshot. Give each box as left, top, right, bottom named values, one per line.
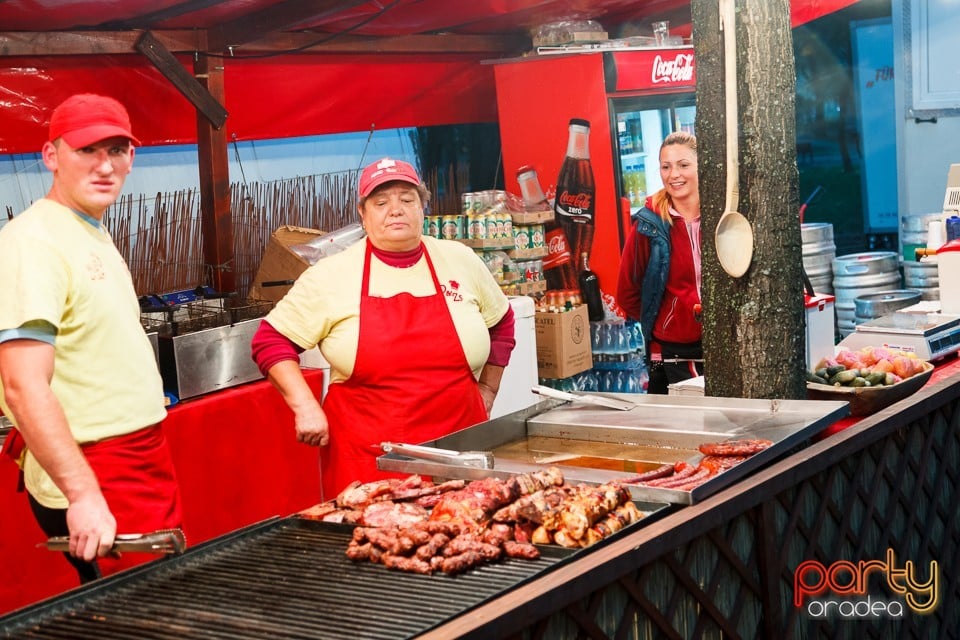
left=494, top=47, right=696, bottom=297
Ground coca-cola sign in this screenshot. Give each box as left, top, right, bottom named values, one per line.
left=651, top=53, right=694, bottom=84
left=604, top=49, right=697, bottom=93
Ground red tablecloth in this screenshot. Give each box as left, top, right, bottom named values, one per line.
left=0, top=369, right=323, bottom=615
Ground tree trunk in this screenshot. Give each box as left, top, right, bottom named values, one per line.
left=693, top=0, right=807, bottom=399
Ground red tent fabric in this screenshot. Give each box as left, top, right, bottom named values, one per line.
left=0, top=0, right=859, bottom=154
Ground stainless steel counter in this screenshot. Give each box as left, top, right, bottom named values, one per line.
left=379, top=393, right=849, bottom=504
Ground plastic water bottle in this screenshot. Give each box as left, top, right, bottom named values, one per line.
left=947, top=216, right=960, bottom=242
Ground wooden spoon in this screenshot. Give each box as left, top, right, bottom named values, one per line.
left=715, top=0, right=754, bottom=278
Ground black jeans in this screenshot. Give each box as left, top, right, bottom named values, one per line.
left=28, top=494, right=101, bottom=583
left=647, top=339, right=704, bottom=395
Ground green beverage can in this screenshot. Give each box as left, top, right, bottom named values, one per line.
left=530, top=224, right=545, bottom=248
left=485, top=213, right=499, bottom=240
left=427, top=216, right=441, bottom=238
left=514, top=225, right=530, bottom=251
left=467, top=213, right=486, bottom=239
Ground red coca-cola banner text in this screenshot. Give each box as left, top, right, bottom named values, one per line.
left=603, top=50, right=696, bottom=94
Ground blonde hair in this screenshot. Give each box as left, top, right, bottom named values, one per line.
left=649, top=131, right=697, bottom=224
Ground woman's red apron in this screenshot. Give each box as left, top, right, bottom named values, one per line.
left=319, top=240, right=488, bottom=499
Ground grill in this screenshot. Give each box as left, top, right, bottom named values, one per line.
left=0, top=517, right=570, bottom=639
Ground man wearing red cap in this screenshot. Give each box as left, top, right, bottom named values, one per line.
left=251, top=157, right=516, bottom=498
left=0, top=94, right=182, bottom=583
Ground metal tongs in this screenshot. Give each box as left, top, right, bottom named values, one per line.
left=41, top=528, right=187, bottom=556
left=532, top=385, right=638, bottom=411
left=380, top=442, right=494, bottom=469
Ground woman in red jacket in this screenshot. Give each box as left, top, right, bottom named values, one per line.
left=616, top=132, right=702, bottom=394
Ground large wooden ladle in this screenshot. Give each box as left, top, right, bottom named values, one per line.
left=714, top=0, right=754, bottom=278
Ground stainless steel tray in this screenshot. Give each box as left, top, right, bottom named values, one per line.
left=378, top=394, right=849, bottom=505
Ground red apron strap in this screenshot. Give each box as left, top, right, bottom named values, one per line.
left=1, top=427, right=26, bottom=492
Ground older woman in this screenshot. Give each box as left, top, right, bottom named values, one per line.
left=251, top=158, right=515, bottom=497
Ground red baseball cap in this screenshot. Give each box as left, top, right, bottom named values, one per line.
left=48, top=94, right=141, bottom=148
left=358, top=157, right=421, bottom=198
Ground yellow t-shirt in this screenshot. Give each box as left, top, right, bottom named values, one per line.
left=0, top=199, right=167, bottom=508
left=266, top=236, right=509, bottom=384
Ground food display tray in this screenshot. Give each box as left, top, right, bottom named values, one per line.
left=378, top=394, right=849, bottom=505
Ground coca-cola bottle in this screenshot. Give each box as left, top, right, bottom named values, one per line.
left=516, top=165, right=576, bottom=290
left=555, top=118, right=596, bottom=268
left=578, top=252, right=604, bottom=321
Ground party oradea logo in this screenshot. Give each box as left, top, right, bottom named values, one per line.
left=794, top=549, right=939, bottom=619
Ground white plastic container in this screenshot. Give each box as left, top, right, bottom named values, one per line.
left=937, top=239, right=960, bottom=315
left=805, top=293, right=836, bottom=370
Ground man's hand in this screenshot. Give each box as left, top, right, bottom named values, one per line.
left=65, top=492, right=116, bottom=561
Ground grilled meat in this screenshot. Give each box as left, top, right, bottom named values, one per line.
left=503, top=540, right=540, bottom=560
left=360, top=500, right=429, bottom=529
left=415, top=533, right=450, bottom=560
left=441, top=551, right=485, bottom=575
left=382, top=553, right=433, bottom=575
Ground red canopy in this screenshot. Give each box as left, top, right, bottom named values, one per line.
left=0, top=0, right=859, bottom=154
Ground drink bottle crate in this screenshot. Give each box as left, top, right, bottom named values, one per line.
left=507, top=246, right=548, bottom=260
left=511, top=209, right=555, bottom=225
left=504, top=280, right=547, bottom=296
left=458, top=237, right=515, bottom=250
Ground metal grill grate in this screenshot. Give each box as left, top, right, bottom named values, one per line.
left=0, top=518, right=568, bottom=639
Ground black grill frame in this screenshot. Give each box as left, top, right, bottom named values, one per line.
left=0, top=517, right=572, bottom=639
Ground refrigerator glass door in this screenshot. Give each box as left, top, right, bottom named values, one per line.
left=612, top=97, right=696, bottom=210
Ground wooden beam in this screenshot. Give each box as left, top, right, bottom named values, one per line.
left=135, top=30, right=228, bottom=129
left=0, top=30, right=201, bottom=56
left=193, top=48, right=235, bottom=294
left=207, top=0, right=369, bottom=51
left=231, top=32, right=530, bottom=55
left=0, top=30, right=526, bottom=57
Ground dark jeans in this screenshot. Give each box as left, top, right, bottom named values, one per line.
left=28, top=494, right=102, bottom=584
left=647, top=340, right=704, bottom=395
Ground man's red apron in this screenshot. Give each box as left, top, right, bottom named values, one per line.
left=3, top=423, right=182, bottom=576
left=82, top=425, right=183, bottom=575
left=319, top=240, right=488, bottom=499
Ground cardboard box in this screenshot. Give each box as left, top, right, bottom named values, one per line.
left=248, top=225, right=326, bottom=304
left=535, top=304, right=592, bottom=379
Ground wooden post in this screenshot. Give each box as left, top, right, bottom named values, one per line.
left=194, top=47, right=235, bottom=294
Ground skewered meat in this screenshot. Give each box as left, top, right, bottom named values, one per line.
left=360, top=500, right=429, bottom=528
left=583, top=501, right=643, bottom=546
left=552, top=529, right=581, bottom=548
left=531, top=526, right=552, bottom=545
left=698, top=439, right=773, bottom=457
left=559, top=483, right=630, bottom=540
left=499, top=486, right=575, bottom=524
left=503, top=540, right=540, bottom=560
